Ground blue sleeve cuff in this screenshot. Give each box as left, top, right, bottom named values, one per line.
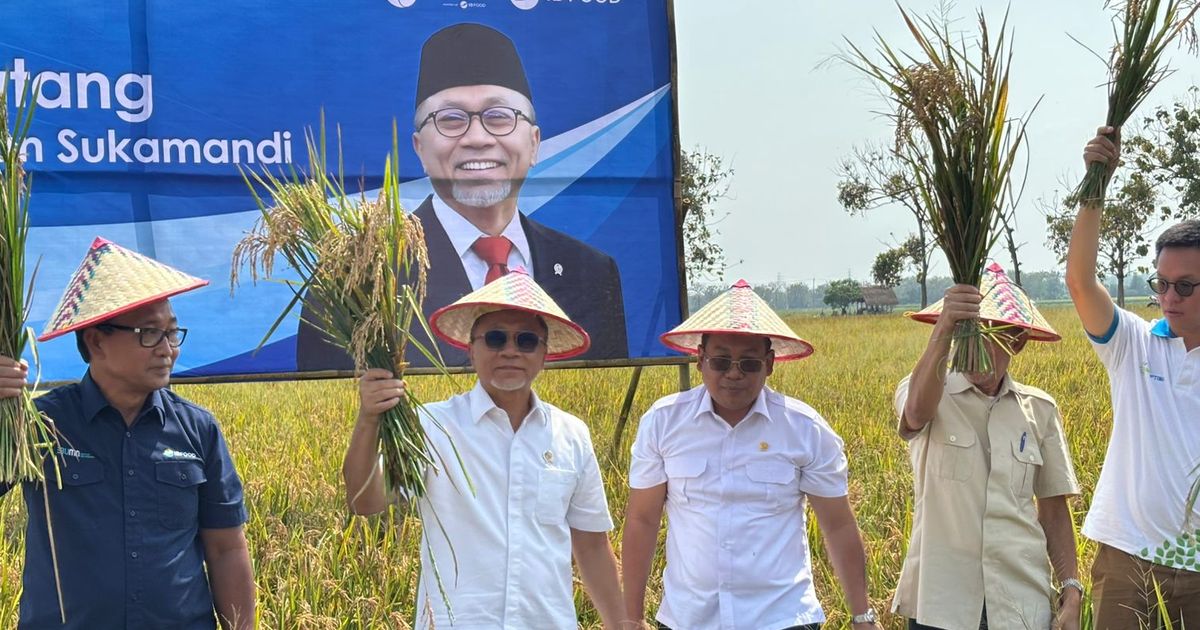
left=1087, top=309, right=1120, bottom=344
left=199, top=502, right=248, bottom=529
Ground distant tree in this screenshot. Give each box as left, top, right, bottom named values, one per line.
left=836, top=142, right=936, bottom=306
left=681, top=147, right=736, bottom=284
left=872, top=247, right=907, bottom=287
left=786, top=282, right=814, bottom=310
left=822, top=278, right=863, bottom=315
left=1126, top=86, right=1200, bottom=219
left=1044, top=172, right=1164, bottom=307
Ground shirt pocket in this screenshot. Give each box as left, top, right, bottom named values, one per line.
left=57, top=458, right=104, bottom=489
left=155, top=461, right=206, bottom=529
left=933, top=427, right=976, bottom=482
left=664, top=456, right=706, bottom=506
left=536, top=468, right=577, bottom=525
left=744, top=462, right=798, bottom=512
left=1010, top=438, right=1044, bottom=499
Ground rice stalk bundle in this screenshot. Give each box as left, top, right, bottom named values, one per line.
left=0, top=77, right=57, bottom=485
left=232, top=120, right=469, bottom=500
left=1078, top=0, right=1199, bottom=202
left=844, top=7, right=1032, bottom=373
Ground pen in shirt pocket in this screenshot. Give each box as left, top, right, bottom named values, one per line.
left=1019, top=431, right=1027, bottom=452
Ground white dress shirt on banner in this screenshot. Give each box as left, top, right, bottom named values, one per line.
left=629, top=385, right=850, bottom=630
left=413, top=382, right=613, bottom=630
left=432, top=195, right=532, bottom=290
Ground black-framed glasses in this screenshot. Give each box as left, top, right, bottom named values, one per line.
left=1148, top=276, right=1197, bottom=297
left=472, top=329, right=545, bottom=353
left=417, top=106, right=533, bottom=138
left=702, top=355, right=766, bottom=374
left=97, top=324, right=188, bottom=348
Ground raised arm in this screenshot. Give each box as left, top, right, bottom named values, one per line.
left=1065, top=126, right=1120, bottom=337
left=902, top=285, right=981, bottom=433
left=343, top=369, right=404, bottom=515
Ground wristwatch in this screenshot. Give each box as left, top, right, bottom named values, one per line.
left=851, top=608, right=878, bottom=624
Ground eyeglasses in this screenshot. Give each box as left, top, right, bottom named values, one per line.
left=417, top=106, right=533, bottom=138
left=1148, top=276, right=1197, bottom=297
left=97, top=324, right=188, bottom=348
left=702, top=355, right=766, bottom=374
left=471, top=329, right=545, bottom=353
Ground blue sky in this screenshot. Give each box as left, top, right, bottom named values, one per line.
left=674, top=1, right=1200, bottom=286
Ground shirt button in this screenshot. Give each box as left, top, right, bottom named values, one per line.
left=129, top=510, right=137, bottom=517
left=70, top=473, right=79, bottom=480
left=949, top=435, right=957, bottom=443
left=131, top=551, right=138, bottom=559
left=127, top=469, right=135, bottom=476
left=179, top=473, right=188, bottom=481
left=125, top=431, right=132, bottom=438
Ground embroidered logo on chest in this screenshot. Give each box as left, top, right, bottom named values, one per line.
left=161, top=447, right=202, bottom=462
left=1141, top=361, right=1166, bottom=383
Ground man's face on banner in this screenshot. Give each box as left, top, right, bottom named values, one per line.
left=412, top=84, right=541, bottom=210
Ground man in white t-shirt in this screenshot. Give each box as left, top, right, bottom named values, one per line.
left=1068, top=127, right=1200, bottom=627
left=621, top=280, right=881, bottom=630
left=341, top=271, right=626, bottom=629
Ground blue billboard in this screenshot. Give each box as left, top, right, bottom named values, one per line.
left=1, top=0, right=681, bottom=380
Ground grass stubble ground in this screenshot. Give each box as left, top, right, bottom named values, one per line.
left=0, top=306, right=1150, bottom=628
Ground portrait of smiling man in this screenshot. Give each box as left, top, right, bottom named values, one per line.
left=297, top=22, right=628, bottom=370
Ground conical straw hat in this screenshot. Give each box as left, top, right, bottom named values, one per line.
left=429, top=269, right=590, bottom=360
left=38, top=237, right=209, bottom=342
left=660, top=279, right=814, bottom=361
left=907, top=262, right=1060, bottom=342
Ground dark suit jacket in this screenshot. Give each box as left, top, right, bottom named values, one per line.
left=295, top=195, right=627, bottom=370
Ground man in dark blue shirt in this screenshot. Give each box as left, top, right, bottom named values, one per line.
left=0, top=237, right=255, bottom=629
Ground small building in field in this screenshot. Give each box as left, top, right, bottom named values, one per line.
left=858, top=285, right=899, bottom=314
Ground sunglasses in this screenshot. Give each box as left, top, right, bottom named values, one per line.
left=472, top=329, right=545, bottom=353
left=702, top=355, right=766, bottom=374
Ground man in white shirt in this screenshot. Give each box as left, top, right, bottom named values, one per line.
left=340, top=271, right=625, bottom=629
left=621, top=280, right=881, bottom=630
left=1069, top=127, right=1200, bottom=627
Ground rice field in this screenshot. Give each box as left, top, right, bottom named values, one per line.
left=0, top=305, right=1152, bottom=628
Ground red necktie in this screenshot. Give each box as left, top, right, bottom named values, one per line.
left=472, top=236, right=513, bottom=284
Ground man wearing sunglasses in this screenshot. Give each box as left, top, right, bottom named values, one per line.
left=622, top=280, right=881, bottom=630
left=1068, top=128, right=1200, bottom=627
left=341, top=271, right=625, bottom=629
left=295, top=22, right=627, bottom=371
left=0, top=238, right=255, bottom=629
left=893, top=264, right=1081, bottom=630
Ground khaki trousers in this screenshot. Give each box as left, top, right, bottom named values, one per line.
left=1091, top=543, right=1200, bottom=630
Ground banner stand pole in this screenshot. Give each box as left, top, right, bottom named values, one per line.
left=609, top=365, right=644, bottom=462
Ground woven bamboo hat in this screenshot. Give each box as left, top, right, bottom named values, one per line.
left=907, top=262, right=1061, bottom=342
left=660, top=279, right=814, bottom=360
left=428, top=269, right=590, bottom=360
left=38, top=237, right=209, bottom=342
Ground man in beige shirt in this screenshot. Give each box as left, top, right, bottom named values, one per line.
left=893, top=263, right=1082, bottom=630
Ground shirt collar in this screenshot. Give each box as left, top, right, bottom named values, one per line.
left=431, top=195, right=532, bottom=268
left=944, top=371, right=1013, bottom=398
left=80, top=370, right=166, bottom=425
left=467, top=380, right=547, bottom=426
left=1151, top=318, right=1178, bottom=339
left=694, top=385, right=772, bottom=424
